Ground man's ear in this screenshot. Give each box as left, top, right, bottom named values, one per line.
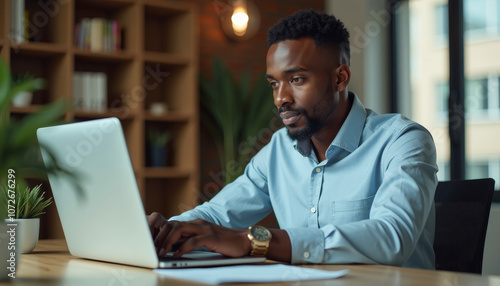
left=335, top=64, right=351, bottom=92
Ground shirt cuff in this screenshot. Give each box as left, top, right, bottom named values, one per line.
left=285, top=228, right=325, bottom=264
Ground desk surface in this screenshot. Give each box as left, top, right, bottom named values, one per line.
left=11, top=239, right=500, bottom=285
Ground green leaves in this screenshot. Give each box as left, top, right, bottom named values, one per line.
left=1, top=184, right=53, bottom=219
left=147, top=129, right=173, bottom=147
left=200, top=58, right=275, bottom=185
left=0, top=58, right=69, bottom=191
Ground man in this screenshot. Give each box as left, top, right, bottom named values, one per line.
left=148, top=9, right=438, bottom=269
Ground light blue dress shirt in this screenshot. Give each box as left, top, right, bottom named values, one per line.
left=171, top=93, right=438, bottom=269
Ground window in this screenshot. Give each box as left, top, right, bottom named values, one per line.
left=436, top=3, right=448, bottom=41
left=436, top=76, right=499, bottom=120
left=465, top=0, right=488, bottom=32
left=404, top=0, right=500, bottom=195
left=436, top=0, right=500, bottom=40
left=437, top=81, right=448, bottom=117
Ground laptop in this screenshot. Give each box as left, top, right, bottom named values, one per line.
left=36, top=117, right=266, bottom=268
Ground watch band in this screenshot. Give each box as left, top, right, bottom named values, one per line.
left=250, top=240, right=270, bottom=256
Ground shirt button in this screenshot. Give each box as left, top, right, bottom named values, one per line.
left=315, top=167, right=322, bottom=173
left=310, top=207, right=316, bottom=213
left=304, top=252, right=310, bottom=259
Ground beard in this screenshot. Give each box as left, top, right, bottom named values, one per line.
left=280, top=83, right=337, bottom=141
left=279, top=106, right=326, bottom=141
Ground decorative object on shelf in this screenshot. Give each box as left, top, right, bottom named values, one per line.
left=147, top=129, right=173, bottom=167
left=10, top=91, right=32, bottom=107
left=10, top=73, right=35, bottom=107
left=220, top=0, right=260, bottom=41
left=1, top=183, right=52, bottom=253
left=200, top=57, right=275, bottom=185
left=149, top=102, right=168, bottom=116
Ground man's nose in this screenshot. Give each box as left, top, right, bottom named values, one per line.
left=274, top=86, right=293, bottom=108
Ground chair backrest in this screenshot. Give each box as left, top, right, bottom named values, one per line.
left=434, top=178, right=495, bottom=274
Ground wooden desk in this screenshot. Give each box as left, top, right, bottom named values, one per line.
left=11, top=240, right=500, bottom=285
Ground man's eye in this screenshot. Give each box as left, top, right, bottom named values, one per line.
left=291, top=77, right=302, bottom=83
left=269, top=81, right=278, bottom=88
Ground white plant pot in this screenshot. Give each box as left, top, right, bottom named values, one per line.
left=11, top=91, right=33, bottom=107
left=11, top=218, right=40, bottom=254
left=0, top=221, right=23, bottom=280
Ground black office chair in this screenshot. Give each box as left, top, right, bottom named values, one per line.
left=433, top=178, right=495, bottom=274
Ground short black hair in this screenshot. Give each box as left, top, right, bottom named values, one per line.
left=267, top=10, right=350, bottom=65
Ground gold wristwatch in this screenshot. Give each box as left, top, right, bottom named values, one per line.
left=247, top=225, right=272, bottom=257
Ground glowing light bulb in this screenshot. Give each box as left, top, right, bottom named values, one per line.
left=231, top=6, right=249, bottom=36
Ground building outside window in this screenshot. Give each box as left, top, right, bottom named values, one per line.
left=407, top=0, right=500, bottom=189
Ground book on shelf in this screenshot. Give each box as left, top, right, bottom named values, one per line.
left=75, top=18, right=122, bottom=52
left=9, top=0, right=25, bottom=43
left=73, top=72, right=107, bottom=113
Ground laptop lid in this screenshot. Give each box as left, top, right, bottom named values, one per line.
left=37, top=117, right=160, bottom=268
left=37, top=118, right=265, bottom=268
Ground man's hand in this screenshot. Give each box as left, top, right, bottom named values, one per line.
left=147, top=212, right=251, bottom=258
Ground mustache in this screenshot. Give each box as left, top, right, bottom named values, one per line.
left=278, top=105, right=305, bottom=114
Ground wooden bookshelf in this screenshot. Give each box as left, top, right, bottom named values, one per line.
left=1, top=0, right=199, bottom=238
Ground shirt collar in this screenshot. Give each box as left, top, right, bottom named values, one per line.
left=331, top=92, right=366, bottom=153
left=293, top=92, right=367, bottom=157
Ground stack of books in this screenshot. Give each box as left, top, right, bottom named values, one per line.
left=74, top=18, right=122, bottom=52
left=73, top=72, right=108, bottom=113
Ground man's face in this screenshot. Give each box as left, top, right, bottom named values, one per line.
left=266, top=38, right=341, bottom=141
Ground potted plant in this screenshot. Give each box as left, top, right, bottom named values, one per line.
left=10, top=73, right=36, bottom=107
left=200, top=58, right=276, bottom=185
left=1, top=183, right=52, bottom=253
left=147, top=129, right=173, bottom=167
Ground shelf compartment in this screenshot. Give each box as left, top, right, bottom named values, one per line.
left=142, top=62, right=197, bottom=114
left=74, top=57, right=140, bottom=118
left=24, top=0, right=71, bottom=44
left=74, top=0, right=138, bottom=53
left=144, top=120, right=180, bottom=168
left=143, top=1, right=195, bottom=55
left=10, top=52, right=71, bottom=105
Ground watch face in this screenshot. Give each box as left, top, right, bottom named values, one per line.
left=251, top=226, right=270, bottom=241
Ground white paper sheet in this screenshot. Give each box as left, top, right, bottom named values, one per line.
left=154, top=264, right=349, bottom=285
